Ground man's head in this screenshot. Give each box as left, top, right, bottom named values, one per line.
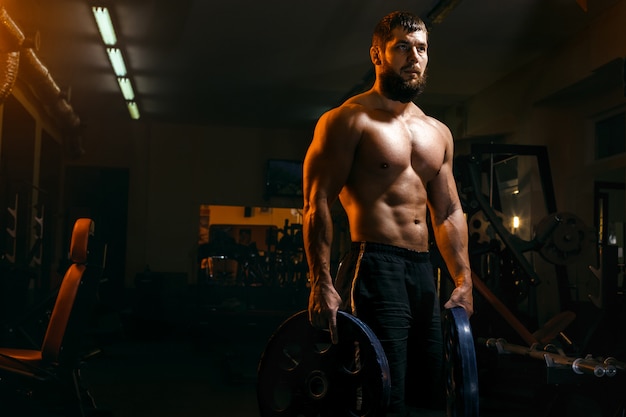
left=371, top=11, right=429, bottom=103
left=372, top=11, right=428, bottom=51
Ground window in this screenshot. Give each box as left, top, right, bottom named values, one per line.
left=595, top=111, right=625, bottom=159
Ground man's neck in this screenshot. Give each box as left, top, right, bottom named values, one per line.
left=369, top=86, right=416, bottom=116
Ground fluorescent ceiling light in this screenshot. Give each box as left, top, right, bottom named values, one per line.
left=93, top=6, right=140, bottom=120
left=127, top=101, right=140, bottom=120
left=107, top=47, right=127, bottom=76
left=117, top=77, right=135, bottom=100
left=92, top=7, right=117, bottom=46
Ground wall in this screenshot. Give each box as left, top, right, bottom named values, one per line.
left=72, top=115, right=312, bottom=285
left=451, top=1, right=626, bottom=204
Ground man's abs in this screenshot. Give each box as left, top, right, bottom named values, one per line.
left=341, top=198, right=431, bottom=252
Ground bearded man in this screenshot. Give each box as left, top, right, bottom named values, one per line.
left=303, top=10, right=473, bottom=416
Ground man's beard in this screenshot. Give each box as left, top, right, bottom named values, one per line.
left=379, top=66, right=427, bottom=103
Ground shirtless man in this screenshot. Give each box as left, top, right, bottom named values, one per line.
left=303, top=11, right=473, bottom=415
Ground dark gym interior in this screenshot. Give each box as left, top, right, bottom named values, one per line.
left=1, top=1, right=626, bottom=416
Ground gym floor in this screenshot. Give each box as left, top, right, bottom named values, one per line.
left=1, top=283, right=623, bottom=417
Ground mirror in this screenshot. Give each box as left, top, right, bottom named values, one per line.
left=197, top=205, right=307, bottom=288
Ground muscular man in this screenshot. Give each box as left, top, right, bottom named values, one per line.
left=303, top=11, right=473, bottom=415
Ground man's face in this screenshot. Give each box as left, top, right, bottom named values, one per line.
left=378, top=27, right=428, bottom=103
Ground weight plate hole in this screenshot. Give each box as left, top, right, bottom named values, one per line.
left=278, top=343, right=303, bottom=371
left=306, top=370, right=328, bottom=400
left=270, top=382, right=293, bottom=411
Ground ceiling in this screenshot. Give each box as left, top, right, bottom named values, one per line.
left=1, top=0, right=621, bottom=130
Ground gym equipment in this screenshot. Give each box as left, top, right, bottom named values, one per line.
left=257, top=310, right=390, bottom=417
left=471, top=271, right=577, bottom=347
left=455, top=145, right=598, bottom=344
left=444, top=307, right=479, bottom=417
left=535, top=212, right=595, bottom=265
left=257, top=307, right=479, bottom=416
left=480, top=337, right=623, bottom=380
left=0, top=218, right=103, bottom=416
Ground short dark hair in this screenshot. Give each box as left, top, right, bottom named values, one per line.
left=372, top=11, right=427, bottom=49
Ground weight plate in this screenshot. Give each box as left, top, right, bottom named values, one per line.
left=257, top=310, right=390, bottom=417
left=444, top=307, right=479, bottom=417
left=468, top=210, right=504, bottom=250
left=536, top=212, right=595, bottom=265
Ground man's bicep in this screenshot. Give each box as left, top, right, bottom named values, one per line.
left=427, top=163, right=461, bottom=223
left=304, top=150, right=334, bottom=201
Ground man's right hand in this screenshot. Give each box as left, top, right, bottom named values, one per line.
left=308, top=281, right=342, bottom=344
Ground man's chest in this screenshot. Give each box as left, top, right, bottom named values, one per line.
left=355, top=121, right=445, bottom=181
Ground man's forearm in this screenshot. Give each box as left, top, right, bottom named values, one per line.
left=433, top=210, right=472, bottom=288
left=303, top=202, right=334, bottom=287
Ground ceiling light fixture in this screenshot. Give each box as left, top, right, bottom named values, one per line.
left=127, top=101, right=140, bottom=120
left=92, top=7, right=117, bottom=46
left=92, top=5, right=140, bottom=120
left=106, top=47, right=127, bottom=76
left=117, top=77, right=135, bottom=100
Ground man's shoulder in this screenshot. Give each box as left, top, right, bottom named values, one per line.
left=318, top=98, right=372, bottom=128
left=335, top=94, right=373, bottom=116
